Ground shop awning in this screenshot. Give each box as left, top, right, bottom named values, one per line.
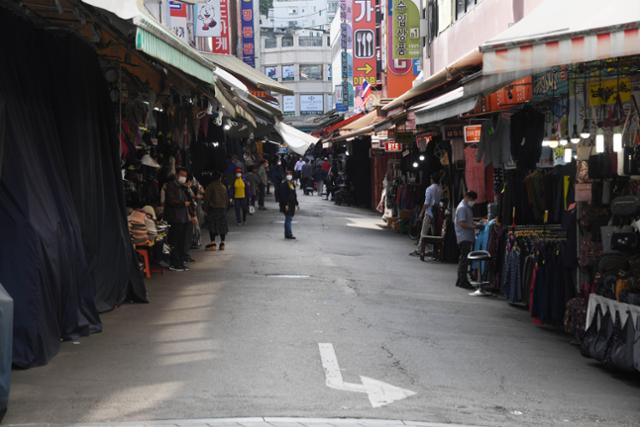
left=382, top=48, right=482, bottom=112
left=275, top=122, right=319, bottom=155
left=83, top=0, right=215, bottom=84
left=203, top=53, right=293, bottom=95
left=481, top=0, right=640, bottom=75
left=339, top=110, right=382, bottom=136
left=413, top=87, right=479, bottom=125
left=319, top=113, right=364, bottom=137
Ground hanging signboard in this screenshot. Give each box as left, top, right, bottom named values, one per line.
left=443, top=126, right=463, bottom=139
left=282, top=95, right=296, bottom=116
left=352, top=0, right=377, bottom=90
left=240, top=0, right=255, bottom=66
left=392, top=0, right=420, bottom=60
left=463, top=125, right=482, bottom=143
left=211, top=0, right=231, bottom=53
left=339, top=0, right=353, bottom=108
left=386, top=0, right=419, bottom=98
left=195, top=0, right=221, bottom=37
left=385, top=141, right=402, bottom=152
left=169, top=1, right=189, bottom=42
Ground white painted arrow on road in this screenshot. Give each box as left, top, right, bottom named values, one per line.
left=318, top=343, right=416, bottom=408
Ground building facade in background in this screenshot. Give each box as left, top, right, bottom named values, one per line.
left=260, top=28, right=334, bottom=128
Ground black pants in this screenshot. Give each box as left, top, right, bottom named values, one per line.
left=258, top=183, right=265, bottom=207
left=209, top=232, right=226, bottom=242
left=169, top=222, right=188, bottom=268
left=457, top=241, right=473, bottom=287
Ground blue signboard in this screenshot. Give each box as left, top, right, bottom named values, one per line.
left=240, top=0, right=255, bottom=67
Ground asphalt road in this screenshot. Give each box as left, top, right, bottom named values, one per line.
left=6, top=193, right=640, bottom=427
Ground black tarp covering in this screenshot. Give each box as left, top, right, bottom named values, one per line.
left=0, top=284, right=13, bottom=421
left=0, top=12, right=147, bottom=368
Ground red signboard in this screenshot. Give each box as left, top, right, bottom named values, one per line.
left=169, top=1, right=188, bottom=17
left=463, top=125, right=482, bottom=143
left=210, top=0, right=230, bottom=53
left=385, top=141, right=402, bottom=152
left=352, top=0, right=377, bottom=92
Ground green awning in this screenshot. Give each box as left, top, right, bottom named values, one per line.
left=134, top=19, right=214, bottom=85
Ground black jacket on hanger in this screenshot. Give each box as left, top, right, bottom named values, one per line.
left=510, top=106, right=545, bottom=170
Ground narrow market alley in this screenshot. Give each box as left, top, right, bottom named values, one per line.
left=6, top=195, right=640, bottom=427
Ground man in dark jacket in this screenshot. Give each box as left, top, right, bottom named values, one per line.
left=279, top=170, right=299, bottom=240
left=164, top=167, right=191, bottom=271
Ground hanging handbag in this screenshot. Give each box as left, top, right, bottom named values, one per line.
left=581, top=305, right=601, bottom=359
left=610, top=195, right=640, bottom=217
left=592, top=309, right=615, bottom=362
left=604, top=311, right=624, bottom=369
left=601, top=225, right=633, bottom=253
left=609, top=313, right=636, bottom=372
left=611, top=231, right=639, bottom=252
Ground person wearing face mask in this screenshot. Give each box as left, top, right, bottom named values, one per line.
left=229, top=168, right=251, bottom=226
left=204, top=171, right=229, bottom=251
left=164, top=167, right=191, bottom=271
left=270, top=158, right=284, bottom=202
left=279, top=171, right=299, bottom=239
left=454, top=191, right=480, bottom=289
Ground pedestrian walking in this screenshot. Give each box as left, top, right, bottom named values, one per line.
left=417, top=173, right=443, bottom=261
left=313, top=160, right=326, bottom=197
left=257, top=159, right=268, bottom=210
left=454, top=191, right=480, bottom=289
left=164, top=167, right=191, bottom=271
left=245, top=166, right=261, bottom=212
left=301, top=160, right=313, bottom=195
left=203, top=172, right=229, bottom=251
left=294, top=157, right=305, bottom=182
left=279, top=171, right=299, bottom=240
left=230, top=168, right=250, bottom=225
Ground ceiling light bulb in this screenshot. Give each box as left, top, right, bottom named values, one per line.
left=595, top=134, right=605, bottom=153
left=412, top=162, right=419, bottom=168
left=345, top=150, right=350, bottom=156
left=613, top=132, right=623, bottom=153
left=548, top=140, right=559, bottom=149
left=560, top=137, right=568, bottom=146
left=564, top=148, right=573, bottom=163
left=419, top=155, right=425, bottom=161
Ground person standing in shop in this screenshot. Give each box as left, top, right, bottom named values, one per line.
left=164, top=167, right=191, bottom=271
left=279, top=170, right=299, bottom=240
left=257, top=159, right=268, bottom=210
left=204, top=172, right=229, bottom=251
left=230, top=168, right=250, bottom=226
left=417, top=173, right=443, bottom=261
left=270, top=158, right=284, bottom=202
left=454, top=191, right=480, bottom=289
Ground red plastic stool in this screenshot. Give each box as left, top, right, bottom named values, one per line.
left=135, top=247, right=151, bottom=279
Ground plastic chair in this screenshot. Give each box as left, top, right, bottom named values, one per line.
left=135, top=247, right=151, bottom=279
left=467, top=250, right=493, bottom=297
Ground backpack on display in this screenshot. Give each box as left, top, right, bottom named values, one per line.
left=581, top=305, right=601, bottom=359
left=609, top=314, right=636, bottom=372
left=592, top=309, right=615, bottom=362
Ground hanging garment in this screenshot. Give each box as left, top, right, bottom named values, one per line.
left=464, top=146, right=487, bottom=203
left=510, top=106, right=545, bottom=170
left=476, top=113, right=513, bottom=167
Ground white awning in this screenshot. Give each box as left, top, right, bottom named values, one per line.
left=275, top=122, right=319, bottom=156
left=413, top=87, right=478, bottom=125
left=481, top=0, right=640, bottom=75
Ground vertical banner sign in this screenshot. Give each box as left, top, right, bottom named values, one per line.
left=195, top=0, right=221, bottom=37
left=392, top=0, right=420, bottom=59
left=385, top=0, right=418, bottom=97
left=241, top=0, right=255, bottom=66
left=169, top=0, right=189, bottom=42
left=352, top=0, right=377, bottom=103
left=212, top=0, right=230, bottom=53
left=339, top=0, right=353, bottom=109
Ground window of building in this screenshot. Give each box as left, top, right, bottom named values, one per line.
left=282, top=35, right=294, bottom=47
left=264, top=66, right=280, bottom=80
left=264, top=36, right=277, bottom=49
left=456, top=0, right=477, bottom=19
left=282, top=64, right=296, bottom=81
left=299, top=36, right=323, bottom=47
left=299, top=64, right=323, bottom=80
left=299, top=94, right=324, bottom=115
